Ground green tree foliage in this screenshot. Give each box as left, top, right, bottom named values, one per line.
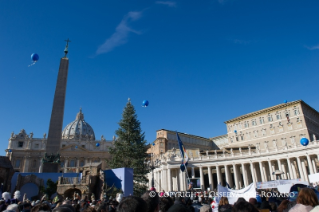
left=108, top=100, right=149, bottom=196
left=40, top=178, right=58, bottom=199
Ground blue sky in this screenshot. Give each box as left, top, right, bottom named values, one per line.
left=1, top=0, right=319, bottom=154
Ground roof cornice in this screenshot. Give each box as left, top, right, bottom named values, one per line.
left=224, top=100, right=303, bottom=124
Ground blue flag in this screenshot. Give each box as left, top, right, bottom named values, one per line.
left=176, top=132, right=189, bottom=171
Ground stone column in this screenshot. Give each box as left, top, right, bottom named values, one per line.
left=76, top=158, right=80, bottom=173
left=297, top=157, right=305, bottom=180
left=159, top=171, right=162, bottom=191
left=200, top=166, right=204, bottom=190
left=250, top=162, right=256, bottom=185
left=64, top=158, right=68, bottom=173
left=312, top=158, right=317, bottom=174
left=301, top=159, right=309, bottom=182
left=178, top=170, right=182, bottom=191
left=39, top=160, right=43, bottom=173
left=259, top=162, right=266, bottom=182
left=191, top=167, right=195, bottom=178
left=183, top=170, right=187, bottom=191
left=277, top=159, right=282, bottom=179
left=161, top=169, right=164, bottom=191
left=306, top=155, right=314, bottom=175
left=167, top=168, right=172, bottom=191
left=23, top=156, right=30, bottom=172
left=225, top=165, right=232, bottom=188
left=165, top=169, right=168, bottom=191
left=268, top=160, right=274, bottom=181
left=233, top=164, right=239, bottom=189
left=207, top=166, right=213, bottom=191
left=281, top=162, right=287, bottom=180
left=154, top=170, right=158, bottom=190
left=291, top=160, right=297, bottom=179
left=286, top=158, right=293, bottom=180
left=242, top=164, right=248, bottom=187
left=216, top=165, right=221, bottom=186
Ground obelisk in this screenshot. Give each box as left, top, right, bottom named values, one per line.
left=42, top=39, right=70, bottom=172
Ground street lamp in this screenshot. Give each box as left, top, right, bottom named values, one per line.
left=145, top=153, right=162, bottom=188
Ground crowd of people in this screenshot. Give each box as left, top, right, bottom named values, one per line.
left=1, top=184, right=319, bottom=212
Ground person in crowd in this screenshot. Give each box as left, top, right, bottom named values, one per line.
left=232, top=201, right=259, bottom=212
left=59, top=204, right=76, bottom=212
left=184, top=197, right=195, bottom=212
left=160, top=191, right=165, bottom=197
left=288, top=188, right=319, bottom=212
left=218, top=197, right=232, bottom=212
left=108, top=200, right=118, bottom=212
left=159, top=197, right=173, bottom=212
left=53, top=206, right=74, bottom=212
left=199, top=205, right=212, bottom=212
left=187, top=183, right=194, bottom=193
left=2, top=192, right=11, bottom=206
left=248, top=198, right=259, bottom=209
left=22, top=203, right=31, bottom=212
left=259, top=196, right=272, bottom=211
left=73, top=204, right=80, bottom=212
left=31, top=203, right=52, bottom=212
left=311, top=205, right=319, bottom=212
left=141, top=191, right=159, bottom=212
left=276, top=199, right=288, bottom=212
left=167, top=197, right=191, bottom=212
left=96, top=202, right=108, bottom=212
left=269, top=201, right=277, bottom=212
left=81, top=207, right=96, bottom=212
left=117, top=196, right=148, bottom=212
left=6, top=204, right=19, bottom=212
left=63, top=200, right=71, bottom=206
left=0, top=200, right=7, bottom=212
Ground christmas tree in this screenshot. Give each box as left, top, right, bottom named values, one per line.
left=108, top=99, right=149, bottom=196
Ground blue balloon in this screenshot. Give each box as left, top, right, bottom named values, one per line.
left=300, top=138, right=309, bottom=146
left=234, top=130, right=237, bottom=133
left=31, top=53, right=39, bottom=62
left=8, top=149, right=12, bottom=153
left=142, top=100, right=149, bottom=107
left=96, top=143, right=100, bottom=147
left=284, top=100, right=287, bottom=104
left=75, top=146, right=78, bottom=148
left=152, top=143, right=155, bottom=146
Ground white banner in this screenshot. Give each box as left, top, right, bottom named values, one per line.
left=216, top=183, right=256, bottom=205
left=308, top=173, right=319, bottom=183
left=256, top=179, right=308, bottom=189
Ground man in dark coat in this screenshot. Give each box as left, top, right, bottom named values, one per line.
left=167, top=197, right=191, bottom=212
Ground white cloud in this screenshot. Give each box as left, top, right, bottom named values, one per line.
left=96, top=11, right=142, bottom=55
left=155, top=1, right=177, bottom=7
left=306, top=45, right=319, bottom=50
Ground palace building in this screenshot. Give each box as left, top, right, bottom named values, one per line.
left=148, top=100, right=319, bottom=191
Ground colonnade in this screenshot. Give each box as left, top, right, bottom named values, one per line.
left=151, top=148, right=319, bottom=192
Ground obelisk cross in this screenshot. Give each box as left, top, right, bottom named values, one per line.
left=64, top=38, right=71, bottom=58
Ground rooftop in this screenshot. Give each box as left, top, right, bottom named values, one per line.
left=157, top=129, right=211, bottom=141
left=224, top=100, right=319, bottom=123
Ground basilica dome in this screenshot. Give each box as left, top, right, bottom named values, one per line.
left=62, top=109, right=95, bottom=140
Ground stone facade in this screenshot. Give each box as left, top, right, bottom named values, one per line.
left=149, top=100, right=319, bottom=191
